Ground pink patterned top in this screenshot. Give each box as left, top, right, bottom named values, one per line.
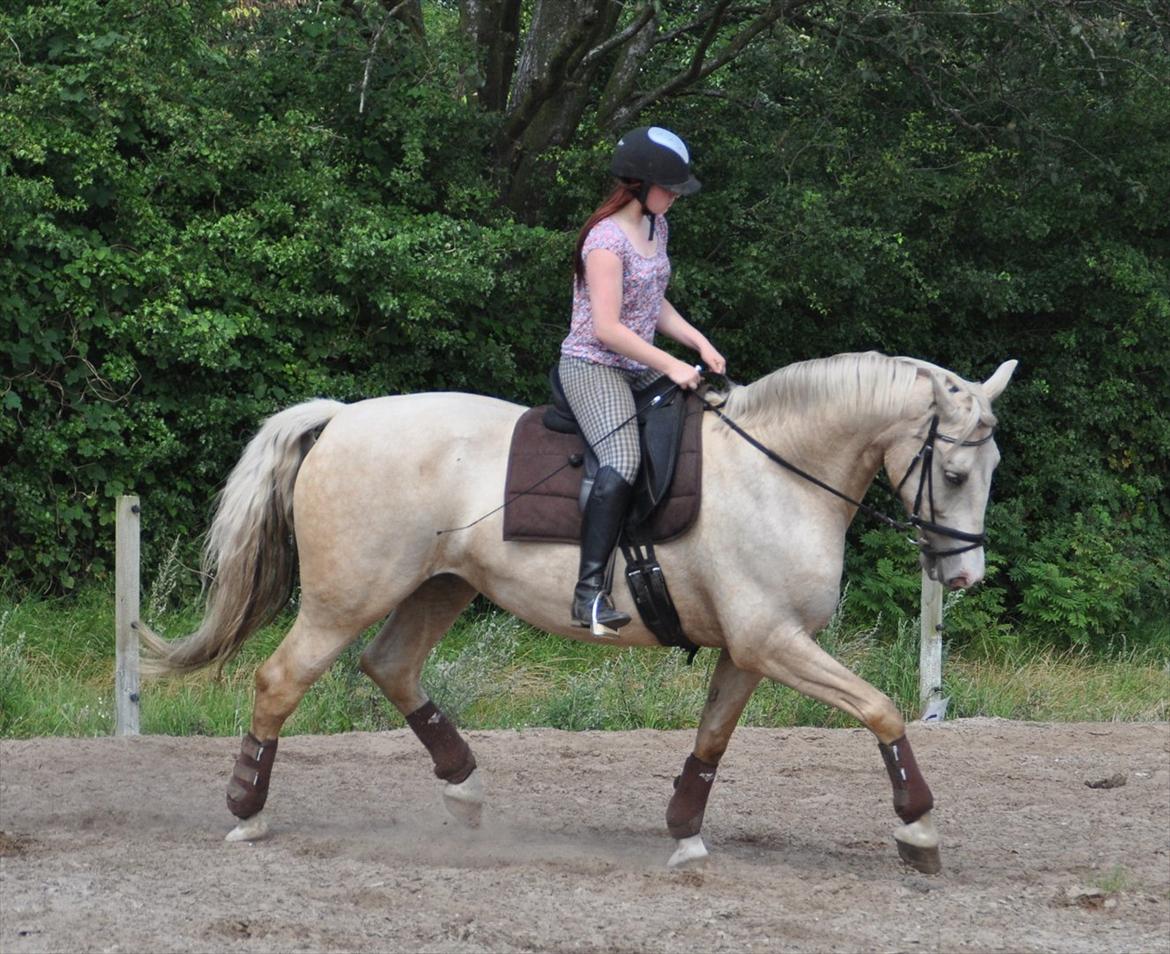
left=561, top=215, right=670, bottom=372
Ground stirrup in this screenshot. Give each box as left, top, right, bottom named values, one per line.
left=590, top=595, right=623, bottom=638
left=573, top=593, right=629, bottom=638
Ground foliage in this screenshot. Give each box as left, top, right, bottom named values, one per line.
left=2, top=592, right=1166, bottom=738
left=1, top=1, right=1168, bottom=652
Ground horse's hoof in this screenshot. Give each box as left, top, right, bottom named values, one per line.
left=442, top=769, right=484, bottom=829
left=894, top=811, right=941, bottom=874
left=225, top=810, right=270, bottom=843
left=897, top=839, right=942, bottom=874
left=667, top=834, right=709, bottom=869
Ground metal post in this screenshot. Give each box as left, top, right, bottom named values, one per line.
left=919, top=569, right=946, bottom=721
left=115, top=495, right=141, bottom=736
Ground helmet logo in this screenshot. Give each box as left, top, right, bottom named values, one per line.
left=647, top=127, right=689, bottom=163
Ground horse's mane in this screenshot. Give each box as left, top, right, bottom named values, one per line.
left=715, top=352, right=994, bottom=452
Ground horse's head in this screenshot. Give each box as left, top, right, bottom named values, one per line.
left=886, top=359, right=1018, bottom=591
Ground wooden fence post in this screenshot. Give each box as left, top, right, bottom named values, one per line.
left=919, top=569, right=945, bottom=721
left=115, top=495, right=141, bottom=736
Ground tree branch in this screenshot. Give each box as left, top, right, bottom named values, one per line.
left=358, top=1, right=411, bottom=115
left=617, top=0, right=805, bottom=124
left=581, top=2, right=656, bottom=70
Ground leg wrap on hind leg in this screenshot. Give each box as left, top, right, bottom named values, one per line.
left=879, top=734, right=933, bottom=824
left=227, top=733, right=278, bottom=819
left=406, top=701, right=476, bottom=784
left=666, top=754, right=719, bottom=839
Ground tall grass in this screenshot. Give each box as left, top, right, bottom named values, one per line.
left=1, top=586, right=1167, bottom=739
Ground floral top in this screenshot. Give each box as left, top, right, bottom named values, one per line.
left=561, top=215, right=670, bottom=372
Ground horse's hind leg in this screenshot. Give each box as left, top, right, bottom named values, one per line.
left=666, top=650, right=762, bottom=867
left=358, top=574, right=483, bottom=826
left=226, top=611, right=365, bottom=842
left=738, top=630, right=940, bottom=873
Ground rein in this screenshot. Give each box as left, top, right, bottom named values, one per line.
left=702, top=398, right=994, bottom=558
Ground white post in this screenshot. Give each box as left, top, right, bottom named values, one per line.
left=115, top=495, right=141, bottom=736
left=919, top=569, right=945, bottom=721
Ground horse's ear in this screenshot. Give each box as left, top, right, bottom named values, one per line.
left=982, top=360, right=1019, bottom=401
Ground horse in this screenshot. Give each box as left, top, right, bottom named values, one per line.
left=142, top=350, right=1017, bottom=873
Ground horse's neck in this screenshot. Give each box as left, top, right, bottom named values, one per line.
left=757, top=403, right=904, bottom=510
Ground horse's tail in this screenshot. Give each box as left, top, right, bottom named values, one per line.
left=140, top=398, right=346, bottom=677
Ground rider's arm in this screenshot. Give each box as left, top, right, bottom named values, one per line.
left=656, top=301, right=725, bottom=373
left=586, top=249, right=700, bottom=387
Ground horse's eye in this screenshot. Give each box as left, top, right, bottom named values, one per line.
left=944, top=471, right=967, bottom=487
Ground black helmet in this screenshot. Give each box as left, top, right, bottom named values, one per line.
left=610, top=126, right=701, bottom=196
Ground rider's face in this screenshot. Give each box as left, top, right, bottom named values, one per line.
left=644, top=185, right=679, bottom=214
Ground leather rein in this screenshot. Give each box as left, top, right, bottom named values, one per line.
left=703, top=400, right=995, bottom=559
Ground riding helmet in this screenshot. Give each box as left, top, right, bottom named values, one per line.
left=610, top=126, right=701, bottom=196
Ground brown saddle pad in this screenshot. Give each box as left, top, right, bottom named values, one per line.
left=502, top=398, right=704, bottom=544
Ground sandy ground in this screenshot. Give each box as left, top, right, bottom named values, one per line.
left=1, top=719, right=1168, bottom=954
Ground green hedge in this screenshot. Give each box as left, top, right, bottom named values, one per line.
left=2, top=1, right=1167, bottom=652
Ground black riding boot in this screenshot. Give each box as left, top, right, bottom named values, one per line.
left=571, top=466, right=635, bottom=635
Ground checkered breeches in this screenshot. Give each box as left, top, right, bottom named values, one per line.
left=558, top=355, right=662, bottom=483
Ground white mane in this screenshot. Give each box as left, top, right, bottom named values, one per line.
left=717, top=351, right=995, bottom=454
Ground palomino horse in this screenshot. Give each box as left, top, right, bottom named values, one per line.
left=143, top=351, right=1017, bottom=872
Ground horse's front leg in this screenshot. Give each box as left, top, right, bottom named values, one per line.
left=735, top=629, right=940, bottom=874
left=666, top=649, right=762, bottom=868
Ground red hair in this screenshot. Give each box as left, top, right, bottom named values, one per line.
left=574, top=181, right=640, bottom=286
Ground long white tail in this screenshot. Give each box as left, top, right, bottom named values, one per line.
left=140, top=399, right=346, bottom=675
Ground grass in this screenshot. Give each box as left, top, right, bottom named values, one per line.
left=1, top=586, right=1167, bottom=739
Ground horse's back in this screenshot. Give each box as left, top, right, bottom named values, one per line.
left=307, top=391, right=521, bottom=470
left=328, top=391, right=525, bottom=440
left=301, top=390, right=523, bottom=507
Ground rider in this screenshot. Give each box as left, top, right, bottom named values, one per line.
left=560, top=125, right=727, bottom=634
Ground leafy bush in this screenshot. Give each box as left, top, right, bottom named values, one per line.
left=2, top=1, right=1167, bottom=654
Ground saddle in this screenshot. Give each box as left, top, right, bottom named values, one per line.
left=502, top=366, right=704, bottom=661
left=502, top=366, right=703, bottom=545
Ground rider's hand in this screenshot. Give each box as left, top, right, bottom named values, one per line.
left=699, top=343, right=726, bottom=375
left=667, top=359, right=702, bottom=390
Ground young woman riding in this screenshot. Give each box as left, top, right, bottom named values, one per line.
left=559, top=126, right=727, bottom=635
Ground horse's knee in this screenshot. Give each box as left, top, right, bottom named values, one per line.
left=861, top=694, right=905, bottom=744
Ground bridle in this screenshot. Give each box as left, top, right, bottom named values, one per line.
left=891, top=414, right=996, bottom=558
left=704, top=401, right=995, bottom=559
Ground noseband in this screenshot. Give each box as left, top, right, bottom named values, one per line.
left=705, top=404, right=994, bottom=560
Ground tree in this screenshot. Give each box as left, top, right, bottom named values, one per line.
left=451, top=1, right=813, bottom=213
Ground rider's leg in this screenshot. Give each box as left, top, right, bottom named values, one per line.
left=558, top=356, right=640, bottom=634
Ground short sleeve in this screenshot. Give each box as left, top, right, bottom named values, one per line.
left=581, top=219, right=626, bottom=263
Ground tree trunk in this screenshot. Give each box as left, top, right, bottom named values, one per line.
left=459, top=0, right=522, bottom=112
left=500, top=0, right=622, bottom=217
